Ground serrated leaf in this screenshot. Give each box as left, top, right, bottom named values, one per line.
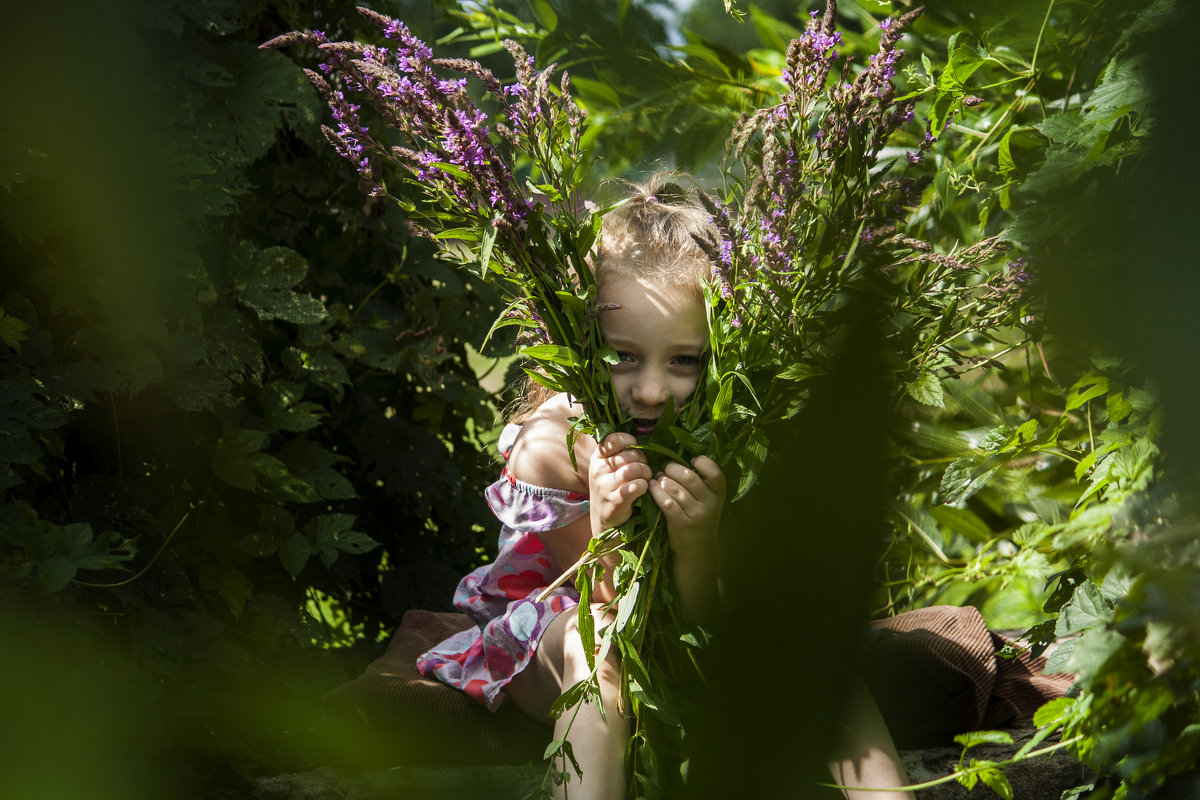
left=1055, top=581, right=1114, bottom=637
left=978, top=766, right=1013, bottom=800
left=938, top=456, right=997, bottom=505
left=239, top=246, right=327, bottom=324
left=907, top=371, right=944, bottom=407
left=1043, top=639, right=1076, bottom=674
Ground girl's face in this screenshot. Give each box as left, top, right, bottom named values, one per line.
left=596, top=276, right=708, bottom=435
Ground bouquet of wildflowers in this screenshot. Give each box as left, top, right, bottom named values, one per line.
left=265, top=2, right=1032, bottom=794
left=262, top=9, right=616, bottom=443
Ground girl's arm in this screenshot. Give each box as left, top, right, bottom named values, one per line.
left=647, top=455, right=725, bottom=625
left=506, top=400, right=652, bottom=604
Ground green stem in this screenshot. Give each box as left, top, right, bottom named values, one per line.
left=73, top=512, right=190, bottom=589
left=819, top=736, right=1082, bottom=794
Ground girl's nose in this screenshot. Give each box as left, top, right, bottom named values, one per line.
left=632, top=370, right=669, bottom=407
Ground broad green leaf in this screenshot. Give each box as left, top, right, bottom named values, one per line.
left=711, top=378, right=733, bottom=423
left=1055, top=581, right=1113, bottom=637
left=37, top=523, right=113, bottom=593
left=278, top=533, right=310, bottom=578
left=907, top=372, right=944, bottom=407
left=1066, top=628, right=1125, bottom=679
left=240, top=247, right=327, bottom=324
left=938, top=456, right=997, bottom=505
left=1032, top=696, right=1074, bottom=728
left=212, top=428, right=270, bottom=491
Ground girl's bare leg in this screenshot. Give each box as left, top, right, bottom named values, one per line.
left=507, top=606, right=629, bottom=800
left=827, top=681, right=915, bottom=800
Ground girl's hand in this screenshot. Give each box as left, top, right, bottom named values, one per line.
left=588, top=432, right=652, bottom=534
left=648, top=455, right=725, bottom=559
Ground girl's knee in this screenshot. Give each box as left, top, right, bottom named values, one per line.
left=561, top=608, right=622, bottom=687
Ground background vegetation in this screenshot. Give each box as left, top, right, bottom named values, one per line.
left=1, top=0, right=1195, bottom=798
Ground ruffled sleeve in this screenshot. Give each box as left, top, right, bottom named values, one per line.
left=484, top=424, right=589, bottom=533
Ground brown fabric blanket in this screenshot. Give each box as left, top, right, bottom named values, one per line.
left=861, top=605, right=1074, bottom=748
left=323, top=609, right=547, bottom=767
left=325, top=604, right=1072, bottom=765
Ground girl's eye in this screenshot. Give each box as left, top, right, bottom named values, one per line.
left=673, top=355, right=701, bottom=368
left=616, top=351, right=635, bottom=363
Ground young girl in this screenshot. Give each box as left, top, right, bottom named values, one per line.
left=416, top=180, right=913, bottom=800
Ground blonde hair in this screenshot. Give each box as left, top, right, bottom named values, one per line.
left=509, top=174, right=714, bottom=423
left=595, top=176, right=714, bottom=296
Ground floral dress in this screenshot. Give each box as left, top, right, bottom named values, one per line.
left=416, top=423, right=588, bottom=711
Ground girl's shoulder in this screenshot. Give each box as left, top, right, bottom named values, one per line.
left=506, top=393, right=594, bottom=494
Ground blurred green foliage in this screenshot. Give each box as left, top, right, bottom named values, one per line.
left=2, top=0, right=1197, bottom=797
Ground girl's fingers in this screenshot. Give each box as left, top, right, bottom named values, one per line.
left=647, top=477, right=681, bottom=516
left=621, top=477, right=648, bottom=501
left=597, top=432, right=638, bottom=457
left=613, top=460, right=651, bottom=485
left=690, top=455, right=727, bottom=495
left=650, top=473, right=701, bottom=520
left=661, top=460, right=723, bottom=501
left=606, top=447, right=648, bottom=470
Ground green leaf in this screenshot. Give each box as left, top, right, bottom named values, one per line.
left=306, top=513, right=375, bottom=566
left=977, top=766, right=1014, bottom=800
left=239, top=246, right=327, bottom=324
left=199, top=563, right=253, bottom=617
left=928, top=505, right=992, bottom=543
left=526, top=0, right=558, bottom=32
left=1067, top=628, right=1125, bottom=679
left=711, top=377, right=733, bottom=423
left=1032, top=696, right=1074, bottom=728
left=938, top=456, right=997, bottom=505
left=548, top=679, right=590, bottom=720
left=1064, top=373, right=1108, bottom=412
left=571, top=76, right=620, bottom=109
left=519, top=343, right=582, bottom=367
left=615, top=580, right=641, bottom=633
left=212, top=428, right=270, bottom=491
left=907, top=371, right=944, bottom=407
left=260, top=381, right=324, bottom=432
left=278, top=533, right=311, bottom=578
left=0, top=309, right=29, bottom=348
left=37, top=523, right=113, bottom=593
left=1055, top=581, right=1114, bottom=637
left=954, top=730, right=1014, bottom=749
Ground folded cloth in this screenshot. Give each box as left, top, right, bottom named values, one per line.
left=326, top=604, right=1073, bottom=765
left=863, top=605, right=1075, bottom=749
left=323, top=609, right=546, bottom=767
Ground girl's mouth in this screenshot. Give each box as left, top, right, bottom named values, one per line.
left=634, top=418, right=658, bottom=436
